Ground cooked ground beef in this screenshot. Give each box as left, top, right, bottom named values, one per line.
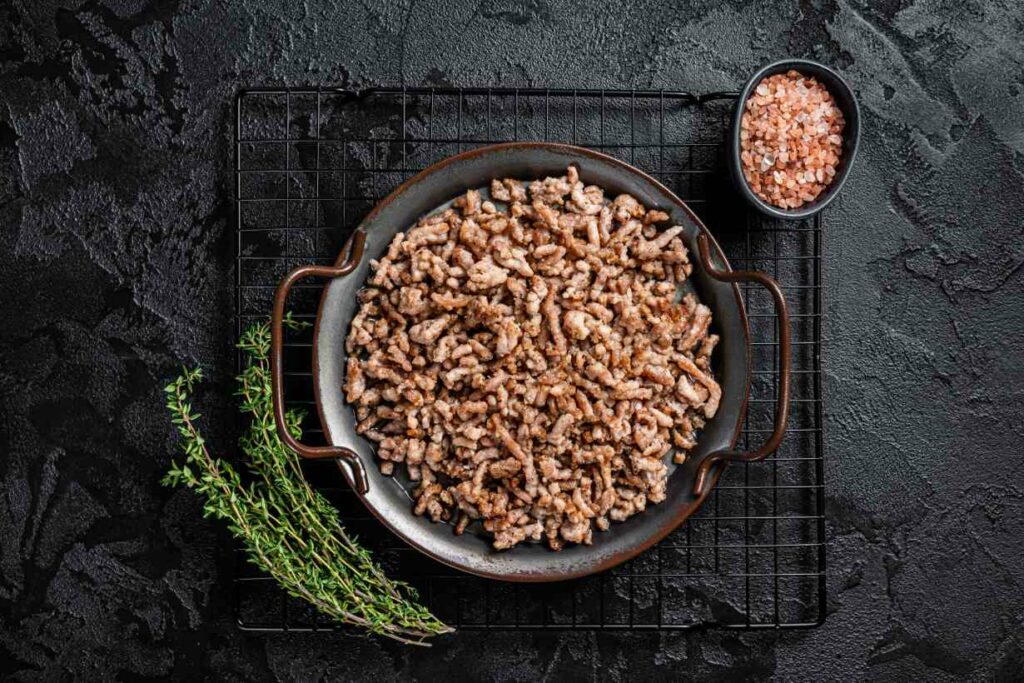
left=345, top=166, right=720, bottom=550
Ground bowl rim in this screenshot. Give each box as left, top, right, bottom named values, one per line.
left=730, top=57, right=861, bottom=220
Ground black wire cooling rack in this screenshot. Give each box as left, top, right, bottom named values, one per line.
left=233, top=86, right=826, bottom=631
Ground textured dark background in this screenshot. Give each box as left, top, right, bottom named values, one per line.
left=2, top=0, right=1023, bottom=680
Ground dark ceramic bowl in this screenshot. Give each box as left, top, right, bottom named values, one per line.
left=730, top=58, right=861, bottom=220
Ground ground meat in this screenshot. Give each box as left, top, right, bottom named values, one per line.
left=345, top=167, right=721, bottom=551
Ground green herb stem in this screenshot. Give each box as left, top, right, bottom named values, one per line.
left=163, top=318, right=452, bottom=645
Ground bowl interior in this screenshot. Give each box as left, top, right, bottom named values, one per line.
left=730, top=58, right=861, bottom=220
left=314, top=143, right=751, bottom=581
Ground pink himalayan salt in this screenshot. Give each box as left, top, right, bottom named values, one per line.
left=740, top=70, right=845, bottom=210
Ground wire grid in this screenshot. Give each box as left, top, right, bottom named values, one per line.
left=233, top=87, right=826, bottom=630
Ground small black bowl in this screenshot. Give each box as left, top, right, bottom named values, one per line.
left=730, top=58, right=861, bottom=220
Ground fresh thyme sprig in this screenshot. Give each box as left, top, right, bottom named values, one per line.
left=163, top=317, right=452, bottom=645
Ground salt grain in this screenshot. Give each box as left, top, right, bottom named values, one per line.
left=739, top=70, right=846, bottom=210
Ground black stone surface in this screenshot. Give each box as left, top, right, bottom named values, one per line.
left=2, top=1, right=1023, bottom=680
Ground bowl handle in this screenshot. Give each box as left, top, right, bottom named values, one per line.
left=692, top=233, right=791, bottom=497
left=270, top=230, right=370, bottom=495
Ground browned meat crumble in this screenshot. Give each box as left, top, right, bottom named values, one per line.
left=345, top=167, right=720, bottom=550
